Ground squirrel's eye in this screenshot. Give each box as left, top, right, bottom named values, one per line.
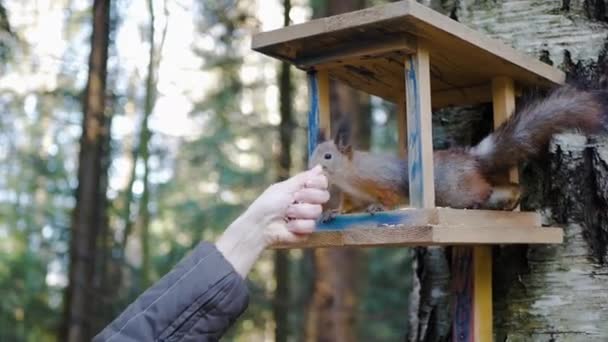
left=324, top=153, right=332, bottom=160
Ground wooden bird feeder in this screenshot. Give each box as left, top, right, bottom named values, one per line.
left=251, top=0, right=564, bottom=340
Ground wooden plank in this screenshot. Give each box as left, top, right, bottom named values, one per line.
left=492, top=76, right=518, bottom=183
left=270, top=206, right=563, bottom=249
left=436, top=207, right=540, bottom=228
left=307, top=70, right=331, bottom=157
left=313, top=207, right=540, bottom=231
left=431, top=84, right=492, bottom=109
left=397, top=84, right=407, bottom=158
left=326, top=58, right=405, bottom=102
left=474, top=246, right=492, bottom=341
left=405, top=43, right=435, bottom=208
left=315, top=208, right=437, bottom=230
left=404, top=2, right=564, bottom=86
left=251, top=0, right=565, bottom=88
left=307, top=71, right=320, bottom=157
left=269, top=225, right=563, bottom=249
left=434, top=226, right=563, bottom=244
left=294, top=36, right=416, bottom=69
left=318, top=70, right=331, bottom=132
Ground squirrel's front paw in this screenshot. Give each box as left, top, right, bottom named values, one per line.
left=485, top=184, right=521, bottom=211
left=366, top=203, right=386, bottom=215
left=320, top=209, right=339, bottom=222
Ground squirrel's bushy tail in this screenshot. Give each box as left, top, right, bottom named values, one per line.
left=469, top=85, right=608, bottom=175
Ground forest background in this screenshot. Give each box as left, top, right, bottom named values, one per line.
left=1, top=0, right=607, bottom=341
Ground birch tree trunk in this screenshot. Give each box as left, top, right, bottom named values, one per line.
left=412, top=0, right=608, bottom=340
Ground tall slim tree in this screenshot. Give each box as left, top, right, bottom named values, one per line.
left=273, top=0, right=293, bottom=340
left=138, top=0, right=163, bottom=290
left=61, top=0, right=111, bottom=341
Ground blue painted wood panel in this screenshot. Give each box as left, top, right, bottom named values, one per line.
left=405, top=54, right=425, bottom=208
left=315, top=210, right=429, bottom=231
left=307, top=71, right=320, bottom=158
left=452, top=247, right=474, bottom=342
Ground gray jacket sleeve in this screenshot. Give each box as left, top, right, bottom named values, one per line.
left=93, top=241, right=249, bottom=342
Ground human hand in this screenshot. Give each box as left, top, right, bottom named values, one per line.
left=216, top=165, right=329, bottom=277
left=244, top=164, right=329, bottom=245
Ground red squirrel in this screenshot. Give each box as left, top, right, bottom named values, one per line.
left=309, top=85, right=608, bottom=216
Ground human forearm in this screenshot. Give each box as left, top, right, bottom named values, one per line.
left=215, top=210, right=268, bottom=278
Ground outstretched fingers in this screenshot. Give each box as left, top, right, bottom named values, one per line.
left=293, top=188, right=330, bottom=205
left=286, top=203, right=323, bottom=220
left=285, top=165, right=327, bottom=191
left=287, top=219, right=316, bottom=234
left=280, top=165, right=331, bottom=239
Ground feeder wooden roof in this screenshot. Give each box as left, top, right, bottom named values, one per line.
left=252, top=0, right=565, bottom=107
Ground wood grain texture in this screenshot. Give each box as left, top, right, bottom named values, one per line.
left=431, top=84, right=492, bottom=109
left=405, top=44, right=435, bottom=208
left=294, top=36, right=416, bottom=69
left=437, top=208, right=540, bottom=228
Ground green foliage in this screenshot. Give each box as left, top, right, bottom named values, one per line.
left=0, top=0, right=13, bottom=64
left=358, top=248, right=413, bottom=341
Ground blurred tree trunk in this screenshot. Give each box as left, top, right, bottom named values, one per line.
left=274, top=0, right=293, bottom=341
left=115, top=0, right=167, bottom=291
left=61, top=0, right=111, bottom=341
left=407, top=0, right=608, bottom=341
left=305, top=2, right=369, bottom=341
left=138, top=0, right=159, bottom=291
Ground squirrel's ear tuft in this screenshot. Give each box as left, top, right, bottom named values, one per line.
left=334, top=116, right=353, bottom=157
left=317, top=128, right=327, bottom=143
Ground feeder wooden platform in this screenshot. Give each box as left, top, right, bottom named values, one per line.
left=271, top=208, right=562, bottom=249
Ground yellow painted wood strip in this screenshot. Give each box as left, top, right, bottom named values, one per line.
left=473, top=246, right=492, bottom=341
left=397, top=85, right=408, bottom=158
left=317, top=70, right=331, bottom=132
left=492, top=77, right=518, bottom=183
